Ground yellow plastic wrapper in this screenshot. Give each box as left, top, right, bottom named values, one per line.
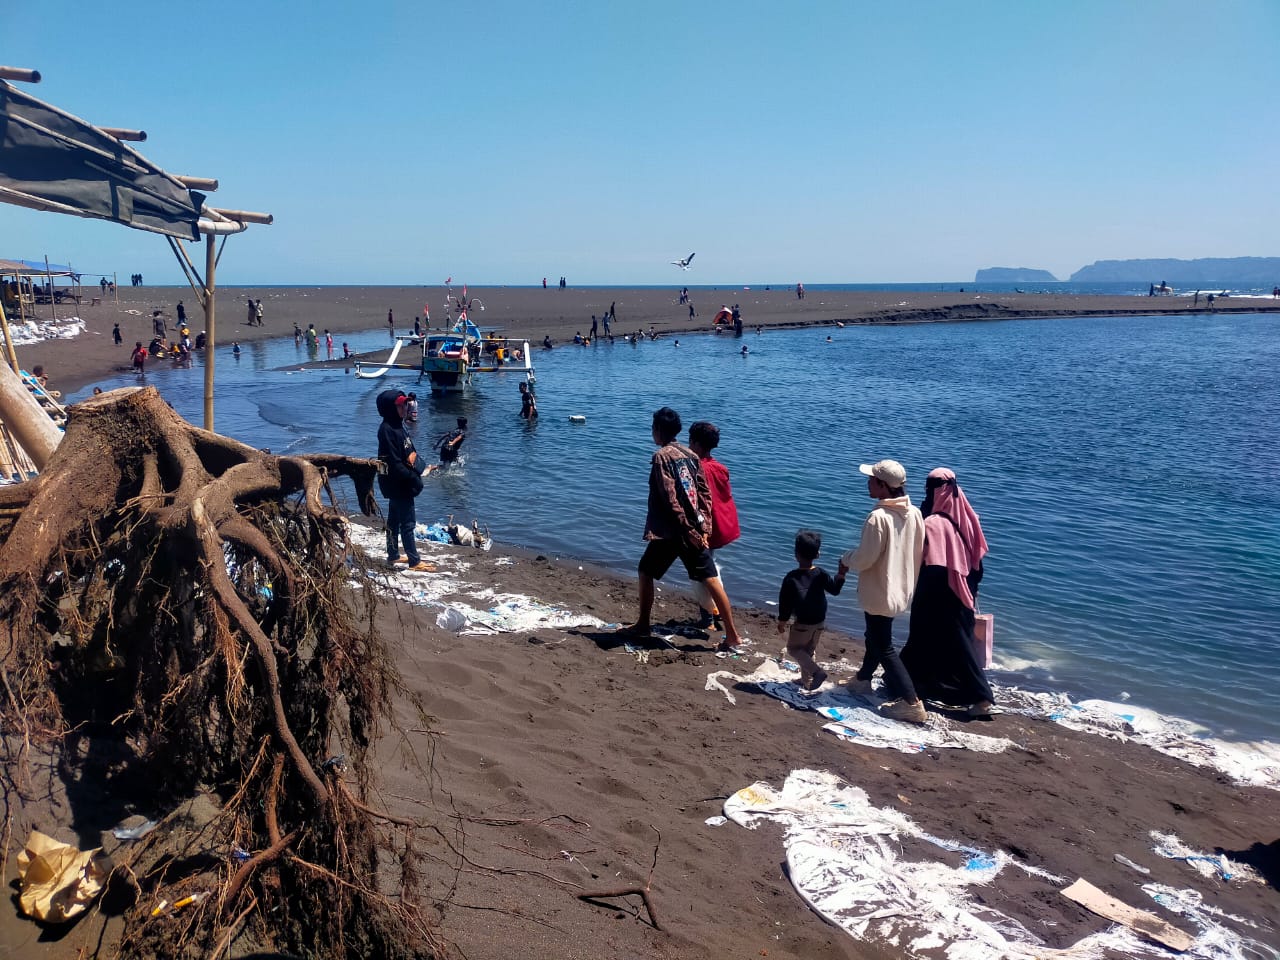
left=15, top=830, right=108, bottom=922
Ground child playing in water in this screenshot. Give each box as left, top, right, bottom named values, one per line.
left=777, top=530, right=845, bottom=691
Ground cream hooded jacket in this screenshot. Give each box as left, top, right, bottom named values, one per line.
left=840, top=496, right=924, bottom=617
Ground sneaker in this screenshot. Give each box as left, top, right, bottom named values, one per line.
left=845, top=677, right=875, bottom=696
left=968, top=700, right=995, bottom=720
left=405, top=561, right=437, bottom=573
left=879, top=698, right=928, bottom=724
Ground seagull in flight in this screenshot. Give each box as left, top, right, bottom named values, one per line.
left=671, top=252, right=695, bottom=270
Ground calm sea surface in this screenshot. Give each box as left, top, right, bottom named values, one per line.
left=72, top=312, right=1280, bottom=743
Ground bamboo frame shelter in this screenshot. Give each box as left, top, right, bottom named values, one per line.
left=0, top=64, right=272, bottom=432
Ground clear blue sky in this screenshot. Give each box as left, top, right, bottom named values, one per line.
left=4, top=0, right=1277, bottom=285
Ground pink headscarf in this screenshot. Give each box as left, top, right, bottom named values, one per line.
left=920, top=468, right=989, bottom=609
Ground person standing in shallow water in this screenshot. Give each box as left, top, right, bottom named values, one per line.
left=376, top=389, right=434, bottom=572
left=623, top=407, right=744, bottom=650
left=901, top=467, right=994, bottom=719
left=839, top=458, right=927, bottom=723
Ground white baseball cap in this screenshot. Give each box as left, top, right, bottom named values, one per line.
left=859, top=459, right=907, bottom=487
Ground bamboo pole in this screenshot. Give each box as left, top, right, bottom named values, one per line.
left=100, top=127, right=147, bottom=142
left=0, top=298, right=20, bottom=372
left=0, top=67, right=41, bottom=83
left=209, top=208, right=273, bottom=225
left=45, top=255, right=55, bottom=321
left=0, top=362, right=61, bottom=469
left=176, top=176, right=219, bottom=191
left=203, top=233, right=216, bottom=430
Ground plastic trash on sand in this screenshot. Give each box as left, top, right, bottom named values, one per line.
left=723, top=770, right=1271, bottom=959
left=16, top=830, right=109, bottom=922
left=111, top=817, right=158, bottom=840
left=436, top=607, right=468, bottom=633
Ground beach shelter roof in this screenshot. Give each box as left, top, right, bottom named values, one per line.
left=0, top=258, right=75, bottom=276
left=0, top=79, right=205, bottom=239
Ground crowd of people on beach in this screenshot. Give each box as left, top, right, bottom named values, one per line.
left=620, top=406, right=993, bottom=725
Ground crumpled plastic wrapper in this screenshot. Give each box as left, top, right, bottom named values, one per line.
left=16, top=830, right=110, bottom=922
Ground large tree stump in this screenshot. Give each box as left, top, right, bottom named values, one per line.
left=0, top=386, right=443, bottom=959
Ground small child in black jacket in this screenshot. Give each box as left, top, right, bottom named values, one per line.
left=777, top=530, right=845, bottom=691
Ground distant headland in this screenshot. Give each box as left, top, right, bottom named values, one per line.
left=974, top=267, right=1058, bottom=283
left=1070, top=257, right=1280, bottom=285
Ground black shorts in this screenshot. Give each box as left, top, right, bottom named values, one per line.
left=638, top=539, right=718, bottom=582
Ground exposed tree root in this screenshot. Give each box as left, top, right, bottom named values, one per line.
left=0, top=386, right=445, bottom=959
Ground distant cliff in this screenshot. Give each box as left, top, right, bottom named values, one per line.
left=975, top=267, right=1057, bottom=283
left=1071, top=257, right=1280, bottom=285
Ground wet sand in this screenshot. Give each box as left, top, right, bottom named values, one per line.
left=21, top=284, right=1280, bottom=394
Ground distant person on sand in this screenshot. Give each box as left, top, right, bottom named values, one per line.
left=376, top=389, right=434, bottom=572
left=838, top=458, right=927, bottom=724
left=413, top=317, right=421, bottom=338
left=796, top=282, right=805, bottom=300
left=153, top=311, right=166, bottom=337
left=387, top=308, right=394, bottom=335
left=436, top=417, right=467, bottom=465
left=325, top=329, right=334, bottom=356
left=688, top=420, right=740, bottom=630
left=622, top=407, right=743, bottom=650
left=777, top=530, right=845, bottom=691
left=688, top=302, right=696, bottom=320
left=590, top=315, right=599, bottom=340
left=112, top=322, right=122, bottom=345
left=131, top=341, right=147, bottom=373
left=519, top=380, right=538, bottom=419
left=176, top=300, right=186, bottom=326
left=100, top=277, right=107, bottom=295
left=255, top=299, right=264, bottom=326
left=602, top=309, right=611, bottom=336
left=1207, top=293, right=1216, bottom=309
left=900, top=468, right=994, bottom=719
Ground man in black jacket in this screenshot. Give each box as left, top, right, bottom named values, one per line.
left=376, top=389, right=434, bottom=571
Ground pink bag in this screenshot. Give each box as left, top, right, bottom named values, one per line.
left=973, top=613, right=994, bottom=669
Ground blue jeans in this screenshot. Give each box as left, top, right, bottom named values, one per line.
left=857, top=613, right=919, bottom=702
left=385, top=496, right=420, bottom=563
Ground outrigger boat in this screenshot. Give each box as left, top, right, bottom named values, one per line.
left=354, top=310, right=534, bottom=394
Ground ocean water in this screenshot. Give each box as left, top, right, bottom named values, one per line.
left=72, top=312, right=1280, bottom=743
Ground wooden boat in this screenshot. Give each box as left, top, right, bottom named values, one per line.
left=354, top=311, right=534, bottom=395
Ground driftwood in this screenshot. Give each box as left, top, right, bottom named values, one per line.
left=0, top=386, right=443, bottom=959
left=576, top=825, right=664, bottom=931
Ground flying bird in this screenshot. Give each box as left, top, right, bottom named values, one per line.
left=671, top=252, right=695, bottom=270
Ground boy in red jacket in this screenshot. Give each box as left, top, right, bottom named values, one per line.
left=688, top=421, right=740, bottom=630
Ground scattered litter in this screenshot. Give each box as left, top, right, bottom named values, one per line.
left=6, top=317, right=86, bottom=346
left=704, top=816, right=728, bottom=827
left=436, top=607, right=468, bottom=633
left=111, top=819, right=158, bottom=841
left=1150, top=831, right=1261, bottom=883
left=1060, top=878, right=1193, bottom=952
left=16, top=830, right=108, bottom=922
left=151, top=890, right=210, bottom=917
left=706, top=659, right=1015, bottom=755
left=569, top=414, right=586, bottom=423
left=624, top=642, right=651, bottom=664
left=1114, top=853, right=1150, bottom=875
left=725, top=770, right=1271, bottom=959
left=998, top=688, right=1280, bottom=791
